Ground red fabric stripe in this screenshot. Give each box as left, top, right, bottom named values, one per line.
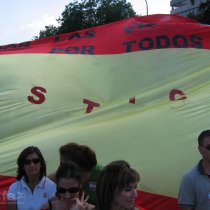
left=0, top=15, right=209, bottom=55
left=136, top=190, right=179, bottom=210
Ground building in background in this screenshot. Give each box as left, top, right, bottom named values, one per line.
left=170, top=0, right=207, bottom=16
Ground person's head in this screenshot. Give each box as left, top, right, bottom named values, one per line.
left=59, top=143, right=97, bottom=182
left=198, top=130, right=210, bottom=161
left=55, top=161, right=82, bottom=207
left=96, top=160, right=140, bottom=210
left=16, top=146, right=46, bottom=181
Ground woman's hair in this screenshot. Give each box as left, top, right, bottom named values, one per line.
left=16, top=146, right=46, bottom=181
left=96, top=160, right=140, bottom=210
left=55, top=161, right=82, bottom=185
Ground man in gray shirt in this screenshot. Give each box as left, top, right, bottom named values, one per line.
left=178, top=130, right=210, bottom=210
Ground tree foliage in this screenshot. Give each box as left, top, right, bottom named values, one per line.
left=34, top=25, right=58, bottom=39
left=188, top=0, right=210, bottom=24
left=36, top=0, right=136, bottom=39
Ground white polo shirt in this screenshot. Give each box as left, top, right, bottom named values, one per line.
left=7, top=176, right=56, bottom=210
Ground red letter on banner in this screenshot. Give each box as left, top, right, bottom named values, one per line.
left=169, top=89, right=187, bottom=101
left=129, top=96, right=136, bottom=104
left=28, top=86, right=47, bottom=104
left=83, top=99, right=100, bottom=113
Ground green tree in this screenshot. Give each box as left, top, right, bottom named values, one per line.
left=188, top=0, right=210, bottom=24
left=36, top=0, right=136, bottom=39
left=34, top=25, right=58, bottom=39
left=200, top=0, right=210, bottom=23
left=190, top=0, right=195, bottom=5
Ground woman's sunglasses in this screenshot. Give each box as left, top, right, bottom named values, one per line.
left=57, top=186, right=81, bottom=194
left=24, top=158, right=41, bottom=165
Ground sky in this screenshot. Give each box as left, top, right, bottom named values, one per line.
left=0, top=0, right=171, bottom=46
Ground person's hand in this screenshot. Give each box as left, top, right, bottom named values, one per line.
left=70, top=192, right=89, bottom=210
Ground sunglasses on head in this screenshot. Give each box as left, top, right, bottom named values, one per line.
left=24, top=158, right=41, bottom=165
left=57, top=186, right=81, bottom=194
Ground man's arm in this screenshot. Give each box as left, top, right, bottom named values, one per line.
left=178, top=173, right=195, bottom=210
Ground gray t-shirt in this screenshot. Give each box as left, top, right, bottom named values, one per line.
left=178, top=160, right=210, bottom=210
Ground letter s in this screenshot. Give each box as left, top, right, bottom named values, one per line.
left=190, top=35, right=203, bottom=48
left=28, top=86, right=46, bottom=104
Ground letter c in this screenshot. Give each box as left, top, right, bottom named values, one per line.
left=169, top=89, right=187, bottom=101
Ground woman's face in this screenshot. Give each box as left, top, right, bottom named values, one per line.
left=113, top=182, right=138, bottom=210
left=57, top=177, right=81, bottom=207
left=23, top=152, right=41, bottom=178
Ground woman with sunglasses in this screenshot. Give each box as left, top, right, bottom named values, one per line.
left=7, top=146, right=56, bottom=210
left=96, top=160, right=145, bottom=210
left=41, top=161, right=95, bottom=210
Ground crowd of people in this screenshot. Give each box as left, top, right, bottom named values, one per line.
left=6, top=142, right=142, bottom=210
left=7, top=129, right=209, bottom=210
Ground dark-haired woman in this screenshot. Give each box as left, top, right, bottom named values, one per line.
left=96, top=160, right=145, bottom=210
left=7, top=146, right=56, bottom=210
left=41, top=161, right=95, bottom=210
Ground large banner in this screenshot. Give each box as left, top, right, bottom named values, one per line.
left=0, top=14, right=210, bottom=209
